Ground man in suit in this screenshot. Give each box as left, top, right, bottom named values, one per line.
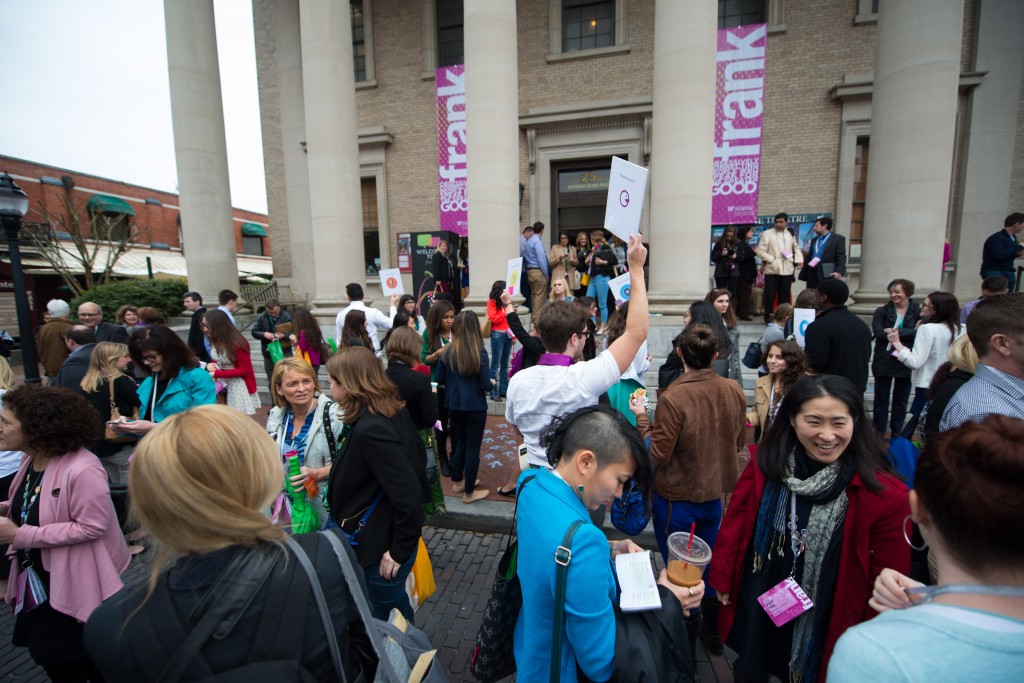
left=77, top=302, right=128, bottom=344
left=801, top=216, right=847, bottom=288
left=54, top=325, right=97, bottom=392
left=183, top=291, right=211, bottom=363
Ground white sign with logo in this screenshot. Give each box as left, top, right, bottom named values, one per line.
left=603, top=156, right=649, bottom=243
left=608, top=271, right=632, bottom=306
left=379, top=268, right=404, bottom=296
left=506, top=257, right=524, bottom=298
left=793, top=308, right=816, bottom=349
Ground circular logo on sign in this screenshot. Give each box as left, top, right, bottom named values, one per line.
left=386, top=277, right=398, bottom=289
left=799, top=320, right=809, bottom=335
left=619, top=190, right=630, bottom=207
left=622, top=285, right=630, bottom=299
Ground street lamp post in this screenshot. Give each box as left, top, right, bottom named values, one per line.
left=0, top=172, right=41, bottom=383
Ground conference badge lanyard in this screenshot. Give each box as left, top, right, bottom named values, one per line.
left=757, top=491, right=815, bottom=627
left=15, top=469, right=49, bottom=614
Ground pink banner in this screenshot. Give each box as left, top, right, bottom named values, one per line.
left=436, top=65, right=468, bottom=237
left=712, top=24, right=766, bottom=225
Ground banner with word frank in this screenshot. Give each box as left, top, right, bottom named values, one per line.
left=712, top=23, right=767, bottom=225
left=436, top=65, right=468, bottom=237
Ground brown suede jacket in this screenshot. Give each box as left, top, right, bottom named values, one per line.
left=635, top=368, right=747, bottom=502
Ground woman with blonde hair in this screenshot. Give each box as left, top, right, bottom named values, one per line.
left=548, top=276, right=575, bottom=303
left=79, top=342, right=142, bottom=484
left=436, top=311, right=493, bottom=503
left=266, top=356, right=345, bottom=529
left=202, top=309, right=260, bottom=415
left=326, top=348, right=429, bottom=620
left=84, top=405, right=373, bottom=681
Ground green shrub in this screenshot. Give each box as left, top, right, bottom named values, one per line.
left=70, top=278, right=190, bottom=323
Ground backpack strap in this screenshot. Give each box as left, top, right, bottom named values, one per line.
left=157, top=547, right=281, bottom=683
left=283, top=536, right=349, bottom=683
left=550, top=519, right=584, bottom=683
left=249, top=541, right=315, bottom=664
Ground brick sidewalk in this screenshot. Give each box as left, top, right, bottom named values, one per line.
left=1, top=526, right=735, bottom=682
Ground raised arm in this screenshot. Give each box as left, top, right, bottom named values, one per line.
left=607, top=235, right=649, bottom=374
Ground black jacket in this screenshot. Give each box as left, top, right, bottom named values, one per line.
left=804, top=306, right=873, bottom=393
left=711, top=239, right=740, bottom=279
left=871, top=301, right=922, bottom=378
left=55, top=344, right=96, bottom=393
left=83, top=376, right=143, bottom=458
left=506, top=311, right=545, bottom=371
left=187, top=306, right=211, bottom=363
left=252, top=309, right=294, bottom=354
left=800, top=232, right=847, bottom=286
left=84, top=535, right=371, bottom=682
left=922, top=368, right=973, bottom=441
left=385, top=361, right=437, bottom=431
left=328, top=410, right=428, bottom=567
left=735, top=240, right=757, bottom=283
left=94, top=321, right=127, bottom=344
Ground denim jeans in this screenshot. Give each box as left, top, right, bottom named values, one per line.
left=586, top=274, right=611, bottom=324
left=364, top=544, right=418, bottom=621
left=652, top=494, right=723, bottom=597
left=449, top=409, right=486, bottom=493
left=489, top=330, right=511, bottom=398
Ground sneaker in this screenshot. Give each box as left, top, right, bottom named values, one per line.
left=463, top=489, right=490, bottom=504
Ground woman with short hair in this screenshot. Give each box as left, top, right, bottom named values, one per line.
left=326, top=348, right=429, bottom=620
left=79, top=342, right=141, bottom=484
left=84, top=405, right=373, bottom=681
left=202, top=309, right=260, bottom=415
left=1, top=385, right=129, bottom=681
left=871, top=279, right=921, bottom=435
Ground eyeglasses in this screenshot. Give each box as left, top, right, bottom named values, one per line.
left=921, top=302, right=935, bottom=309
left=140, top=354, right=161, bottom=363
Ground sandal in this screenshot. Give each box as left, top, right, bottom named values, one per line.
left=496, top=486, right=516, bottom=497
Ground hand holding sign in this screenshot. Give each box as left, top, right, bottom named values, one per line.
left=379, top=268, right=405, bottom=296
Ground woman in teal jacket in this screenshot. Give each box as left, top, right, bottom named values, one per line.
left=114, top=326, right=217, bottom=436
left=514, top=406, right=704, bottom=681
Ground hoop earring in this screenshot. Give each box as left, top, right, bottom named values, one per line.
left=903, top=514, right=928, bottom=551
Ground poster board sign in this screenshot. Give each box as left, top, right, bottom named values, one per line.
left=608, top=271, right=631, bottom=306
left=793, top=308, right=816, bottom=349
left=396, top=233, right=412, bottom=272
left=712, top=23, right=767, bottom=225
left=604, top=156, right=648, bottom=243
left=379, top=268, right=404, bottom=296
left=506, top=257, right=524, bottom=298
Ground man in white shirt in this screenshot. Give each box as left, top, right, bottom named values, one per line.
left=335, top=283, right=398, bottom=355
left=506, top=235, right=649, bottom=470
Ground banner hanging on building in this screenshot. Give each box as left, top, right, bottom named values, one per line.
left=436, top=65, right=468, bottom=237
left=712, top=23, right=767, bottom=225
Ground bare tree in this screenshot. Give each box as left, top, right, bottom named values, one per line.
left=22, top=178, right=148, bottom=297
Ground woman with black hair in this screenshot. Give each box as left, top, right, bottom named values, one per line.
left=711, top=226, right=741, bottom=300
left=514, top=405, right=703, bottom=681
left=395, top=294, right=426, bottom=334
left=485, top=280, right=512, bottom=401
left=709, top=375, right=910, bottom=683
left=735, top=225, right=758, bottom=320
left=657, top=301, right=735, bottom=387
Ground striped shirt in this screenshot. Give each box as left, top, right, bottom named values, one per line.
left=938, top=363, right=1024, bottom=432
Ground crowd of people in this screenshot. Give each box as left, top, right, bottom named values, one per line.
left=1, top=215, right=1022, bottom=682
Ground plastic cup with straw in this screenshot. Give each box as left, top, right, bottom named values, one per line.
left=666, top=521, right=712, bottom=588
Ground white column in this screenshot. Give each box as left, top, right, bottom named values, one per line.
left=853, top=0, right=964, bottom=309
left=300, top=0, right=365, bottom=317
left=647, top=0, right=718, bottom=314
left=164, top=0, right=240, bottom=305
left=275, top=0, right=315, bottom=304
left=463, top=0, right=520, bottom=308
left=950, top=0, right=1024, bottom=300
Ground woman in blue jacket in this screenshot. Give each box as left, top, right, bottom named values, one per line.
left=514, top=406, right=705, bottom=681
left=435, top=310, right=493, bottom=503
left=115, top=325, right=217, bottom=436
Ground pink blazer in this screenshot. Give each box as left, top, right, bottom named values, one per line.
left=4, top=448, right=130, bottom=623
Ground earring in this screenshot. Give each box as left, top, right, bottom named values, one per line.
left=902, top=514, right=928, bottom=551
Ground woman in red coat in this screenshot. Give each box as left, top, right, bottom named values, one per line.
left=708, top=375, right=909, bottom=683
left=202, top=309, right=260, bottom=415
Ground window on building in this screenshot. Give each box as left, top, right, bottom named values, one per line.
left=718, top=0, right=765, bottom=28
left=91, top=212, right=132, bottom=243
left=361, top=178, right=380, bottom=275
left=352, top=0, right=366, bottom=82
left=563, top=0, right=615, bottom=52
left=850, top=137, right=869, bottom=248
left=242, top=236, right=265, bottom=256
left=436, top=0, right=463, bottom=67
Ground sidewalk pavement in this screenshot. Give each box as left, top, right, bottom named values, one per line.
left=1, top=525, right=737, bottom=682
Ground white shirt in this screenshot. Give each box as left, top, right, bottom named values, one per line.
left=505, top=350, right=620, bottom=468
left=335, top=300, right=393, bottom=354
left=217, top=305, right=237, bottom=327
left=896, top=322, right=963, bottom=389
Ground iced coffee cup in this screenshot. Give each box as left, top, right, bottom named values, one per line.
left=666, top=531, right=712, bottom=588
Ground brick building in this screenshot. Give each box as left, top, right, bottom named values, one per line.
left=0, top=155, right=272, bottom=328
left=165, top=0, right=1023, bottom=317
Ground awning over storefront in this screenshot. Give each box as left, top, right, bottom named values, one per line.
left=86, top=195, right=136, bottom=216
left=9, top=244, right=272, bottom=279
left=241, top=222, right=268, bottom=237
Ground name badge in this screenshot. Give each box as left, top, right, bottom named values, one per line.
left=781, top=249, right=793, bottom=259
left=757, top=576, right=813, bottom=627
left=807, top=257, right=820, bottom=268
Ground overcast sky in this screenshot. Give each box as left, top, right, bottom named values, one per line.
left=0, top=0, right=268, bottom=214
